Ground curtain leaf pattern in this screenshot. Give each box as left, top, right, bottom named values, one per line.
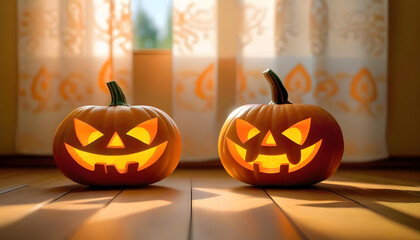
left=173, top=0, right=218, bottom=160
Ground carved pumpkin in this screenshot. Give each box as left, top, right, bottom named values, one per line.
left=53, top=81, right=181, bottom=186
left=218, top=69, right=344, bottom=186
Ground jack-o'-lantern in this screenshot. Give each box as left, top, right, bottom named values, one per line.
left=218, top=69, right=343, bottom=186
left=53, top=81, right=181, bottom=186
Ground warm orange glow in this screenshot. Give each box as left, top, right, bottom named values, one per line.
left=228, top=118, right=321, bottom=173
left=226, top=137, right=322, bottom=173
left=74, top=118, right=104, bottom=147
left=127, top=118, right=158, bottom=145
left=65, top=141, right=168, bottom=173
left=261, top=130, right=276, bottom=146
left=67, top=117, right=169, bottom=174
left=282, top=118, right=311, bottom=145
left=107, top=132, right=125, bottom=148
left=236, top=119, right=260, bottom=143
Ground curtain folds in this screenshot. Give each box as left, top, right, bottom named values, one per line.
left=173, top=0, right=388, bottom=162
left=17, top=0, right=132, bottom=154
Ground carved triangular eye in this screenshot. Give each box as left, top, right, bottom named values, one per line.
left=74, top=119, right=104, bottom=147
left=236, top=119, right=260, bottom=143
left=127, top=118, right=158, bottom=145
left=282, top=118, right=311, bottom=145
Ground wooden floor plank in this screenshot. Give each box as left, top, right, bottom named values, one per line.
left=0, top=184, right=29, bottom=195
left=0, top=186, right=121, bottom=240
left=0, top=168, right=60, bottom=191
left=70, top=170, right=191, bottom=240
left=266, top=185, right=420, bottom=240
left=331, top=171, right=420, bottom=200
left=363, top=170, right=420, bottom=185
left=191, top=169, right=304, bottom=240
left=0, top=169, right=77, bottom=230
left=0, top=168, right=23, bottom=181
left=325, top=175, right=420, bottom=218
left=318, top=178, right=420, bottom=236
left=335, top=169, right=420, bottom=187
left=0, top=168, right=419, bottom=240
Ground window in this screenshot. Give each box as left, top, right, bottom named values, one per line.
left=131, top=0, right=172, bottom=50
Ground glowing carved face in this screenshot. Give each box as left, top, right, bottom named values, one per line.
left=65, top=118, right=167, bottom=174
left=225, top=118, right=322, bottom=174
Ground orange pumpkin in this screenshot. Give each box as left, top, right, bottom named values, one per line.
left=218, top=69, right=343, bottom=186
left=53, top=81, right=181, bottom=186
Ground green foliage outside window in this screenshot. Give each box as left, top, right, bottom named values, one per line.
left=132, top=0, right=172, bottom=50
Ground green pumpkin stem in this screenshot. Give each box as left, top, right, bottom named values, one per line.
left=263, top=68, right=292, bottom=105
left=107, top=81, right=129, bottom=106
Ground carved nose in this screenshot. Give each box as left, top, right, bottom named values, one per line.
left=107, top=132, right=125, bottom=148
left=261, top=130, right=277, bottom=146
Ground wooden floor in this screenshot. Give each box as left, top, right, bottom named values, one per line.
left=0, top=168, right=419, bottom=240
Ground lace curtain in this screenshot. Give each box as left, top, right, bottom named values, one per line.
left=16, top=0, right=132, bottom=154
left=173, top=0, right=388, bottom=162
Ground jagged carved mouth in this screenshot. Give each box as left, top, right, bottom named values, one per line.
left=65, top=141, right=167, bottom=174
left=226, top=138, right=322, bottom=173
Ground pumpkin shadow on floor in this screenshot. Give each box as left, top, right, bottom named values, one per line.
left=0, top=185, right=183, bottom=239
left=42, top=184, right=79, bottom=194
left=264, top=182, right=420, bottom=233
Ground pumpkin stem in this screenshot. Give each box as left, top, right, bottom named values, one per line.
left=263, top=68, right=291, bottom=104
left=107, top=81, right=129, bottom=106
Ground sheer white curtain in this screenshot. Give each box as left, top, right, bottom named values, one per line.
left=173, top=0, right=388, bottom=162
left=17, top=0, right=132, bottom=154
